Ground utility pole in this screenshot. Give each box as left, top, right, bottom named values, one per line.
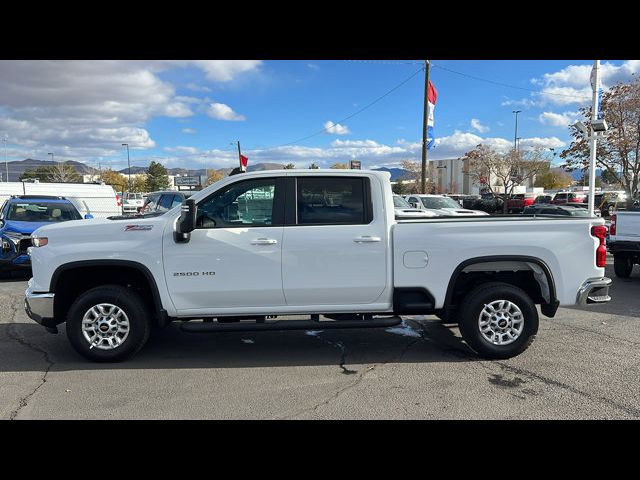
left=587, top=60, right=600, bottom=217
left=122, top=143, right=131, bottom=190
left=421, top=60, right=430, bottom=194
left=3, top=136, right=7, bottom=182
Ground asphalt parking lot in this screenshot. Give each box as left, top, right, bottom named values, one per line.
left=1, top=255, right=639, bottom=419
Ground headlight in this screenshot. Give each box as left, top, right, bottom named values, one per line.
left=31, top=235, right=48, bottom=247
left=3, top=231, right=22, bottom=246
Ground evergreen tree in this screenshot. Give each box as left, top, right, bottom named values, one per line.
left=146, top=161, right=170, bottom=191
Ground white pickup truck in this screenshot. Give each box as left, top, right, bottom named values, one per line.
left=24, top=170, right=612, bottom=362
left=608, top=211, right=640, bottom=278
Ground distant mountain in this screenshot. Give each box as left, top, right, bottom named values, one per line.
left=569, top=168, right=602, bottom=181
left=3, top=158, right=97, bottom=181
left=117, top=162, right=286, bottom=177
left=372, top=167, right=412, bottom=181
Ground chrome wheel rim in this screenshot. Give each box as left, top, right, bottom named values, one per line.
left=478, top=300, right=524, bottom=346
left=81, top=303, right=130, bottom=350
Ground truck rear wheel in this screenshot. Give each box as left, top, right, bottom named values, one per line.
left=457, top=282, right=538, bottom=359
left=614, top=254, right=633, bottom=278
left=66, top=285, right=151, bottom=362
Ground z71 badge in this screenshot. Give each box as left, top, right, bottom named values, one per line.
left=125, top=225, right=153, bottom=231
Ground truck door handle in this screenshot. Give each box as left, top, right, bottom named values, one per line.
left=353, top=235, right=381, bottom=243
left=251, top=238, right=278, bottom=245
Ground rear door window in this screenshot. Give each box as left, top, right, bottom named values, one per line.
left=296, top=177, right=370, bottom=225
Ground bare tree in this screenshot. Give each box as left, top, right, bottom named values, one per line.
left=561, top=78, right=640, bottom=205
left=463, top=145, right=548, bottom=213
left=401, top=159, right=435, bottom=193
left=47, top=162, right=83, bottom=183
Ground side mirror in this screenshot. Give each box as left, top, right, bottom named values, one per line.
left=174, top=199, right=196, bottom=243
left=84, top=214, right=94, bottom=219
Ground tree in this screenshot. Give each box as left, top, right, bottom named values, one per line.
left=99, top=169, right=128, bottom=192
left=309, top=162, right=320, bottom=169
left=601, top=168, right=621, bottom=186
left=401, top=159, right=435, bottom=193
left=578, top=173, right=602, bottom=188
left=128, top=174, right=149, bottom=193
left=392, top=180, right=408, bottom=195
left=330, top=162, right=348, bottom=169
left=205, top=169, right=225, bottom=186
left=146, top=161, right=170, bottom=192
left=534, top=169, right=574, bottom=190
left=284, top=163, right=296, bottom=169
left=463, top=145, right=549, bottom=213
left=19, top=163, right=82, bottom=183
left=560, top=77, right=640, bottom=206
left=20, top=166, right=50, bottom=182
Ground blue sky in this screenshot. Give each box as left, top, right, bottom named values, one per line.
left=1, top=59, right=638, bottom=172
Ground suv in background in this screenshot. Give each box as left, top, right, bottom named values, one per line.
left=507, top=193, right=537, bottom=213
left=141, top=191, right=193, bottom=214
left=552, top=191, right=587, bottom=205
left=1, top=195, right=90, bottom=274
left=534, top=194, right=553, bottom=204
left=122, top=192, right=145, bottom=214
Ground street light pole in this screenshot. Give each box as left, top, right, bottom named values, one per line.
left=587, top=60, right=600, bottom=217
left=122, top=143, right=131, bottom=190
left=512, top=110, right=522, bottom=152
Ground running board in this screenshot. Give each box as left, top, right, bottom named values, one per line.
left=180, top=316, right=402, bottom=333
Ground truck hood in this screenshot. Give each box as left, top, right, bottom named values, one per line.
left=426, top=208, right=489, bottom=216
left=1, top=219, right=52, bottom=235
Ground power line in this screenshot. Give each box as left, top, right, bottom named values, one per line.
left=346, top=60, right=423, bottom=66
left=245, top=65, right=425, bottom=152
left=430, top=62, right=593, bottom=101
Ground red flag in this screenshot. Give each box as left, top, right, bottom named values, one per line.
left=240, top=154, right=248, bottom=171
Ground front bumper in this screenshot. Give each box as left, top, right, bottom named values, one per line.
left=24, top=279, right=56, bottom=329
left=576, top=277, right=612, bottom=305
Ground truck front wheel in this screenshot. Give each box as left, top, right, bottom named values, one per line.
left=613, top=254, right=633, bottom=278
left=457, top=282, right=538, bottom=359
left=66, top=285, right=151, bottom=362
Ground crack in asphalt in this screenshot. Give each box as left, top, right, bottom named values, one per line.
left=547, top=319, right=640, bottom=348
left=279, top=321, right=426, bottom=419
left=5, top=299, right=55, bottom=420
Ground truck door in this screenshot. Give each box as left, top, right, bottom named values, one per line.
left=281, top=175, right=388, bottom=306
left=163, top=177, right=286, bottom=312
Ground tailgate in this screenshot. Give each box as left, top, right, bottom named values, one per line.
left=615, top=212, right=640, bottom=239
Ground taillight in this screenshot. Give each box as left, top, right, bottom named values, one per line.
left=116, top=194, right=122, bottom=207
left=591, top=225, right=607, bottom=268
left=610, top=214, right=616, bottom=236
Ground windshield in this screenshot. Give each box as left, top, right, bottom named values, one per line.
left=421, top=196, right=461, bottom=209
left=127, top=193, right=143, bottom=200
left=393, top=196, right=412, bottom=208
left=6, top=201, right=81, bottom=222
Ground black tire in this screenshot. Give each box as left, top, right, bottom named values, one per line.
left=66, top=285, right=151, bottom=362
left=457, top=282, right=539, bottom=359
left=614, top=254, right=633, bottom=278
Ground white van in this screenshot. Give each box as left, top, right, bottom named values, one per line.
left=0, top=181, right=121, bottom=219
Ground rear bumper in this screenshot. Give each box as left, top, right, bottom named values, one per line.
left=24, top=279, right=57, bottom=328
left=608, top=241, right=640, bottom=254
left=576, top=277, right=612, bottom=305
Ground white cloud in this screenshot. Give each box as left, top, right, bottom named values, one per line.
left=307, top=63, right=320, bottom=70
left=470, top=118, right=489, bottom=133
left=538, top=111, right=580, bottom=128
left=206, top=102, right=246, bottom=121
left=0, top=60, right=261, bottom=162
left=181, top=128, right=197, bottom=134
left=533, top=60, right=640, bottom=106
left=164, top=146, right=200, bottom=154
left=185, top=83, right=211, bottom=93
left=324, top=121, right=351, bottom=135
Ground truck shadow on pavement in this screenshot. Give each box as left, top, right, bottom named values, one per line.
left=0, top=318, right=481, bottom=372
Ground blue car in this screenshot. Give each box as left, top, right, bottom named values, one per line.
left=0, top=195, right=91, bottom=274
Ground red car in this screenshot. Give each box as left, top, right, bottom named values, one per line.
left=507, top=193, right=537, bottom=213
left=552, top=192, right=587, bottom=205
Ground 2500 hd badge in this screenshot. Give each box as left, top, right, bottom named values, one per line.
left=173, top=271, right=216, bottom=276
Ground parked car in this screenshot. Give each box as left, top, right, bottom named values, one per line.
left=122, top=192, right=145, bottom=214
left=523, top=205, right=590, bottom=217
left=25, top=170, right=610, bottom=362
left=598, top=191, right=627, bottom=217
left=608, top=211, right=640, bottom=278
left=507, top=193, right=537, bottom=213
left=141, top=191, right=193, bottom=214
left=1, top=195, right=91, bottom=274
left=393, top=195, right=439, bottom=219
left=534, top=194, right=553, bottom=204
left=552, top=191, right=587, bottom=205
left=404, top=194, right=489, bottom=216
left=473, top=192, right=505, bottom=214
left=462, top=194, right=481, bottom=209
